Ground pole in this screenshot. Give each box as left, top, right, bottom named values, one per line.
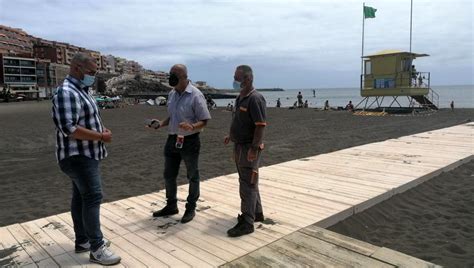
left=360, top=3, right=365, bottom=90
left=408, top=0, right=414, bottom=86
left=409, top=0, right=413, bottom=53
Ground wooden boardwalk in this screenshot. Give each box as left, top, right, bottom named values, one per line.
left=1, top=123, right=472, bottom=267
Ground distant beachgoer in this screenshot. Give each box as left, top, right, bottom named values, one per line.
left=411, top=65, right=417, bottom=86
left=450, top=101, right=454, bottom=111
left=324, top=100, right=329, bottom=110
left=276, top=98, right=281, bottom=108
left=151, top=64, right=211, bottom=225
left=224, top=64, right=266, bottom=237
left=418, top=74, right=423, bottom=87
left=297, top=91, right=303, bottom=107
left=304, top=100, right=308, bottom=108
left=345, top=100, right=354, bottom=112
left=52, top=53, right=121, bottom=266
left=312, top=89, right=316, bottom=97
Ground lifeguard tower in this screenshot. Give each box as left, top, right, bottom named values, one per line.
left=357, top=49, right=438, bottom=110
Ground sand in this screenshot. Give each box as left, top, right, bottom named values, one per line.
left=329, top=161, right=474, bottom=268
left=0, top=101, right=473, bottom=266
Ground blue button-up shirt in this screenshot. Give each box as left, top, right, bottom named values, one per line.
left=167, top=82, right=211, bottom=136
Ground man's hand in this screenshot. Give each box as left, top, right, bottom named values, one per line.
left=179, top=122, right=194, bottom=131
left=223, top=135, right=230, bottom=145
left=102, top=129, right=112, bottom=143
left=145, top=119, right=161, bottom=129
left=247, top=147, right=258, bottom=161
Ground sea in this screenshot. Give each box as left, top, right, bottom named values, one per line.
left=213, top=85, right=473, bottom=109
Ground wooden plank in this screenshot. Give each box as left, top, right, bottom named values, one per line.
left=205, top=176, right=352, bottom=216
left=24, top=219, right=83, bottom=267
left=35, top=258, right=59, bottom=268
left=284, top=232, right=393, bottom=267
left=259, top=169, right=388, bottom=199
left=20, top=220, right=66, bottom=257
left=112, top=236, right=168, bottom=267
left=33, top=218, right=75, bottom=253
left=109, top=242, right=149, bottom=268
left=287, top=156, right=436, bottom=178
left=123, top=196, right=255, bottom=255
left=268, top=163, right=415, bottom=187
left=332, top=149, right=461, bottom=167
left=106, top=196, right=240, bottom=262
left=371, top=247, right=441, bottom=268
left=56, top=211, right=126, bottom=243
left=262, top=165, right=400, bottom=190
left=121, top=232, right=191, bottom=267
left=51, top=252, right=81, bottom=267
left=124, top=196, right=245, bottom=267
left=268, top=238, right=357, bottom=267
left=202, top=178, right=335, bottom=222
left=178, top=184, right=317, bottom=229
left=6, top=224, right=51, bottom=262
left=134, top=229, right=215, bottom=268
left=300, top=225, right=378, bottom=256
left=0, top=226, right=36, bottom=267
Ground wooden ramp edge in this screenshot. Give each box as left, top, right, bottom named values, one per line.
left=0, top=122, right=472, bottom=267
left=223, top=225, right=441, bottom=268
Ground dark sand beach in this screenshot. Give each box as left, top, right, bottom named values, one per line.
left=0, top=101, right=473, bottom=266
left=329, top=161, right=474, bottom=268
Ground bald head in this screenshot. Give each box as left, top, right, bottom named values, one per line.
left=170, top=64, right=188, bottom=78
left=169, top=64, right=189, bottom=91
left=70, top=53, right=97, bottom=80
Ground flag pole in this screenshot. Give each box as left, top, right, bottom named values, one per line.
left=409, top=0, right=414, bottom=86
left=360, top=2, right=365, bottom=90
left=409, top=0, right=413, bottom=53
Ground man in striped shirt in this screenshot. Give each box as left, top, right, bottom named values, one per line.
left=52, top=53, right=121, bottom=266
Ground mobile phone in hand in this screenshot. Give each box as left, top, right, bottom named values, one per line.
left=145, top=119, right=160, bottom=128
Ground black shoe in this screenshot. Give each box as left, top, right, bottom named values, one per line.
left=227, top=215, right=254, bottom=237
left=181, top=210, right=195, bottom=224
left=255, top=213, right=265, bottom=223
left=152, top=205, right=178, bottom=217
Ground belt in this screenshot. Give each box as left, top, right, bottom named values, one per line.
left=168, top=133, right=200, bottom=139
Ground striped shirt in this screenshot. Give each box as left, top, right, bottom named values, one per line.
left=52, top=75, right=107, bottom=162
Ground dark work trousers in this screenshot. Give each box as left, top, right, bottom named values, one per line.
left=234, top=143, right=263, bottom=225
left=163, top=133, right=201, bottom=211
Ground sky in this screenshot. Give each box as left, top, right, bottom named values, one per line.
left=0, top=0, right=472, bottom=88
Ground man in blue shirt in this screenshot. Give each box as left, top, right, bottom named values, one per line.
left=150, top=64, right=211, bottom=223
left=52, top=53, right=120, bottom=266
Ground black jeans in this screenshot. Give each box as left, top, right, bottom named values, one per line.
left=163, top=134, right=201, bottom=210
left=59, top=155, right=104, bottom=251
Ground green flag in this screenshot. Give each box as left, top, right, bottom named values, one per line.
left=364, top=6, right=377, bottom=19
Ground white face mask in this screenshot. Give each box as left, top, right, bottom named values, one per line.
left=233, top=80, right=241, bottom=90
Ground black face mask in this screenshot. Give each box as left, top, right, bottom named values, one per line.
left=169, top=73, right=179, bottom=87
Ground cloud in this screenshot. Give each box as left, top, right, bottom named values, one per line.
left=0, top=0, right=472, bottom=87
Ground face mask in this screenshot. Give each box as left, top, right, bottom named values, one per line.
left=169, top=73, right=179, bottom=87
left=233, top=80, right=241, bottom=90
left=81, top=74, right=96, bottom=87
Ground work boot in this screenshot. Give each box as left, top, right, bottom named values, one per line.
left=181, top=210, right=195, bottom=224
left=227, top=214, right=254, bottom=237
left=152, top=205, right=179, bottom=217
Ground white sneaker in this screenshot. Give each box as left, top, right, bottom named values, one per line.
left=89, top=242, right=121, bottom=266
left=75, top=238, right=111, bottom=253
